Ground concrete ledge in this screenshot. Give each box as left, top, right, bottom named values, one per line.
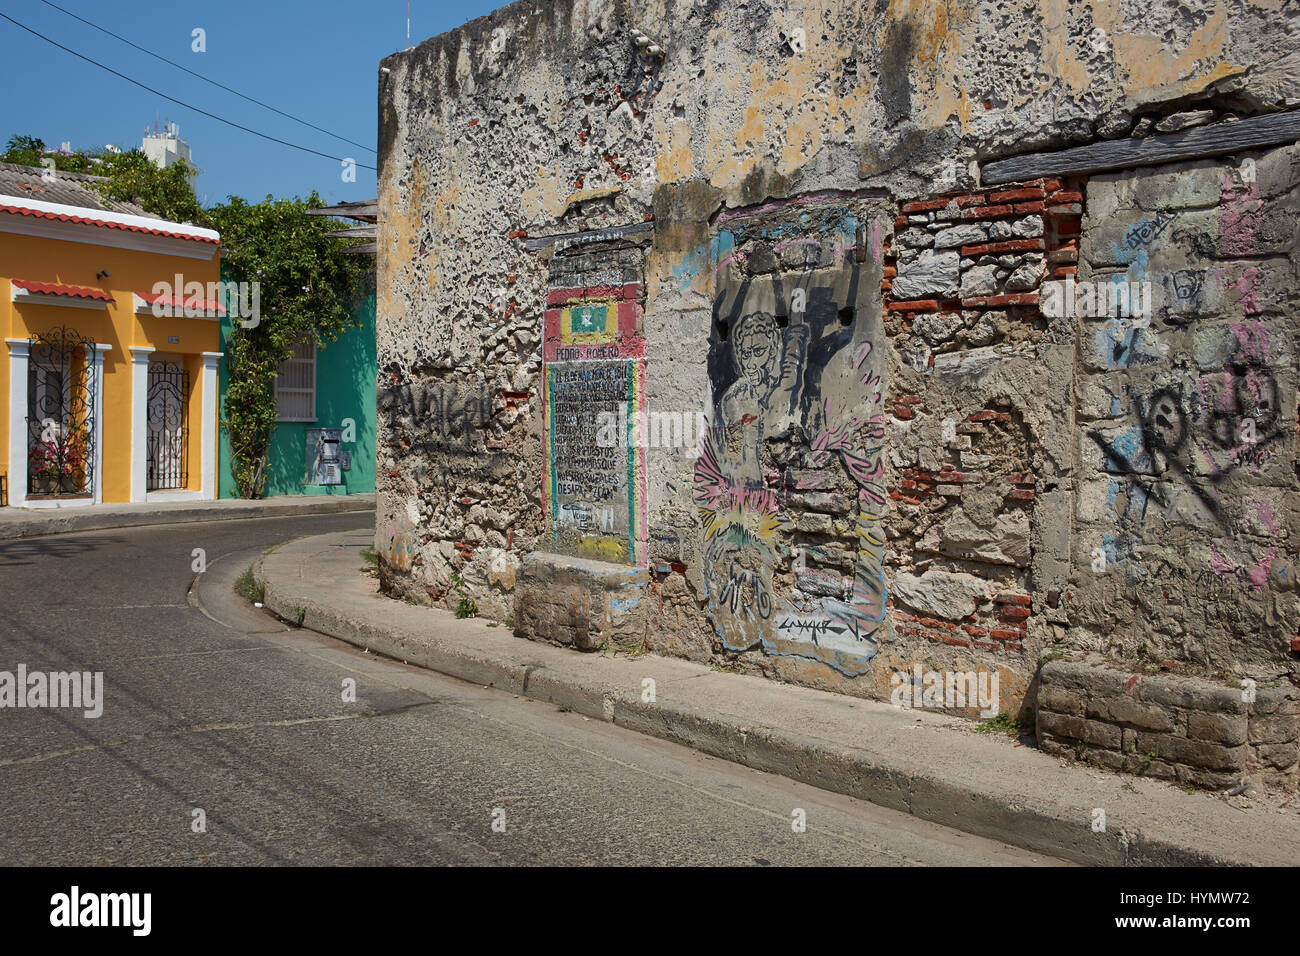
left=0, top=494, right=374, bottom=540
left=256, top=529, right=1300, bottom=867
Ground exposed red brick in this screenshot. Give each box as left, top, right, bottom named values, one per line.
left=1012, top=201, right=1046, bottom=215
left=962, top=624, right=989, bottom=637
left=994, top=593, right=1033, bottom=607
left=900, top=198, right=953, bottom=213
left=990, top=628, right=1025, bottom=642
left=887, top=299, right=942, bottom=312
left=1053, top=265, right=1078, bottom=278
left=988, top=187, right=1046, bottom=204
left=882, top=265, right=897, bottom=278
left=1045, top=203, right=1083, bottom=216
left=1006, top=488, right=1036, bottom=501
left=1041, top=179, right=1063, bottom=192
left=961, top=203, right=1015, bottom=219
left=507, top=229, right=528, bottom=239
left=962, top=292, right=1041, bottom=308
left=914, top=615, right=959, bottom=630
left=999, top=606, right=1032, bottom=622
left=932, top=633, right=972, bottom=648
left=1049, top=190, right=1084, bottom=204
left=960, top=238, right=1046, bottom=257
left=893, top=404, right=914, bottom=420
left=1292, top=637, right=1300, bottom=653
left=895, top=215, right=910, bottom=228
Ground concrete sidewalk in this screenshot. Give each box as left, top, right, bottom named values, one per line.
left=256, top=529, right=1300, bottom=866
left=0, top=494, right=374, bottom=540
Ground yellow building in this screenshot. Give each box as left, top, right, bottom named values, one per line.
left=0, top=162, right=221, bottom=507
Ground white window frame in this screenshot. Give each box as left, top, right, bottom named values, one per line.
left=274, top=336, right=317, bottom=423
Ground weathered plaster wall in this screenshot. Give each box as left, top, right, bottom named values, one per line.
left=375, top=0, right=1300, bottom=770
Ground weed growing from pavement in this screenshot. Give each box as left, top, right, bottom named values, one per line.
left=360, top=546, right=379, bottom=566
left=976, top=711, right=1033, bottom=736
left=451, top=572, right=478, bottom=619
left=235, top=564, right=265, bottom=604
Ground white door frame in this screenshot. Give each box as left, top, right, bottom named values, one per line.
left=6, top=337, right=110, bottom=508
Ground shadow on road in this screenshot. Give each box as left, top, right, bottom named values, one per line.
left=0, top=535, right=123, bottom=568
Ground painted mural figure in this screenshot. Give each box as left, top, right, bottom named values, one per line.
left=718, top=311, right=808, bottom=468
left=694, top=214, right=890, bottom=676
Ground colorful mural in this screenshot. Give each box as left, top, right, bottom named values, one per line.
left=542, top=274, right=647, bottom=565
left=694, top=203, right=890, bottom=676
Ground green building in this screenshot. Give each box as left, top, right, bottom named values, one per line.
left=217, top=272, right=376, bottom=500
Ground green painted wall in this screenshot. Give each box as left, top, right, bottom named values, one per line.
left=218, top=280, right=376, bottom=498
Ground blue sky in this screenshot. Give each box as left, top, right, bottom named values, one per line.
left=0, top=0, right=503, bottom=207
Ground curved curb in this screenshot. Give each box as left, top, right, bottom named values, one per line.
left=256, top=530, right=1299, bottom=867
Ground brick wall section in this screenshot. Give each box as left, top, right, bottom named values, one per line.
left=1038, top=660, right=1300, bottom=788
left=881, top=179, right=1083, bottom=692
left=884, top=177, right=1084, bottom=361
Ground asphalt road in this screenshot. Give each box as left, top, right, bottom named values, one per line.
left=0, top=514, right=1065, bottom=865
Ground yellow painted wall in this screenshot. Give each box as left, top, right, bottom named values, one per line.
left=0, top=228, right=219, bottom=503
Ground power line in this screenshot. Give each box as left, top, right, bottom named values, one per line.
left=0, top=12, right=376, bottom=171
left=38, top=0, right=374, bottom=153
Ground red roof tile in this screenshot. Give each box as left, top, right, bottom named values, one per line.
left=137, top=291, right=226, bottom=314
left=12, top=279, right=113, bottom=301
left=0, top=203, right=219, bottom=244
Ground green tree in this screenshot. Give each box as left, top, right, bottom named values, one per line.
left=93, top=150, right=203, bottom=223
left=4, top=134, right=46, bottom=166
left=205, top=193, right=369, bottom=498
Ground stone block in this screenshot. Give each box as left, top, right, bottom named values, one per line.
left=514, top=552, right=648, bottom=651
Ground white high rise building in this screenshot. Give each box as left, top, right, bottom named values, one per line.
left=141, top=122, right=195, bottom=190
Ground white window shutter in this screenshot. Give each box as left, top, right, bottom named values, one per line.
left=274, top=336, right=316, bottom=422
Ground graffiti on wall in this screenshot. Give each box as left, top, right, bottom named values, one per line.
left=543, top=274, right=647, bottom=564
left=694, top=202, right=890, bottom=676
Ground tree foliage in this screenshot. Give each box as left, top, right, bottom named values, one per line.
left=205, top=194, right=370, bottom=498
left=93, top=150, right=204, bottom=224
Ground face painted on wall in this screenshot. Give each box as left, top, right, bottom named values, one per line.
left=731, top=311, right=780, bottom=388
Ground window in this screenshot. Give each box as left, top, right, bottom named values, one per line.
left=274, top=336, right=316, bottom=422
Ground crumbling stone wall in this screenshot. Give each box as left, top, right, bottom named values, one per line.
left=376, top=0, right=1300, bottom=782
